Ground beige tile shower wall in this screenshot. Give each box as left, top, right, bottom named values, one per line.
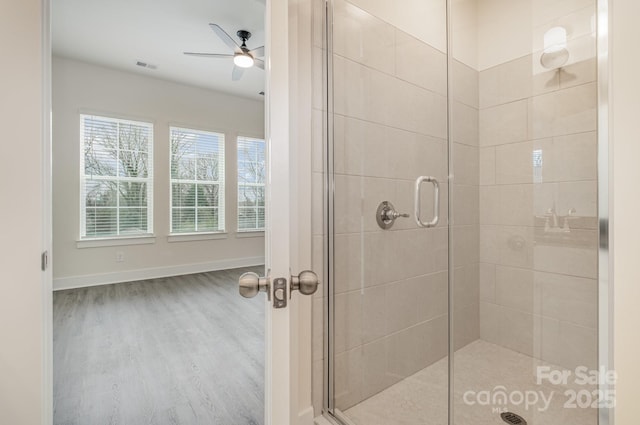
left=451, top=59, right=480, bottom=353
left=478, top=0, right=597, bottom=71
left=308, top=0, right=481, bottom=412
left=477, top=52, right=598, bottom=372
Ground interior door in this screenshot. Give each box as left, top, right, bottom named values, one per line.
left=251, top=1, right=319, bottom=424
left=262, top=0, right=293, bottom=422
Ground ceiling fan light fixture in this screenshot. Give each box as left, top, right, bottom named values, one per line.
left=234, top=53, right=254, bottom=68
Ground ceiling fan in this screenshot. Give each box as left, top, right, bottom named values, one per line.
left=184, top=24, right=265, bottom=81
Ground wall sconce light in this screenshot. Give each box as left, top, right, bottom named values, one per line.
left=540, top=26, right=570, bottom=69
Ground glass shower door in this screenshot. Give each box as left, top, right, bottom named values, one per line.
left=321, top=0, right=602, bottom=424
left=325, top=0, right=451, bottom=423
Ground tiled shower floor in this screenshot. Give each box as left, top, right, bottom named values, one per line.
left=343, top=340, right=598, bottom=425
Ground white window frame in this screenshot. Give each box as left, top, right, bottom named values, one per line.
left=237, top=136, right=266, bottom=232
left=169, top=126, right=226, bottom=234
left=79, top=114, right=154, bottom=239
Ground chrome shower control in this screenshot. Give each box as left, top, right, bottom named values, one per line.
left=376, top=201, right=409, bottom=230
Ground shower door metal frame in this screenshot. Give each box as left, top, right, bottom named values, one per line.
left=322, top=0, right=336, bottom=418
left=597, top=0, right=613, bottom=424
left=320, top=0, right=613, bottom=423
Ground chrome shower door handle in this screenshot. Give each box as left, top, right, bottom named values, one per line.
left=414, top=176, right=440, bottom=228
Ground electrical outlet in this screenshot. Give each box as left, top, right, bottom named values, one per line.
left=116, top=251, right=125, bottom=263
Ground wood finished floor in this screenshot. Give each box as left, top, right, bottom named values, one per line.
left=53, top=267, right=265, bottom=425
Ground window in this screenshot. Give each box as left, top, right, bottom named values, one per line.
left=80, top=115, right=153, bottom=238
left=533, top=149, right=543, bottom=183
left=170, top=127, right=225, bottom=233
left=237, top=136, right=265, bottom=231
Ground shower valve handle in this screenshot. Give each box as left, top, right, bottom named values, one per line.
left=389, top=211, right=410, bottom=219
left=376, top=201, right=409, bottom=230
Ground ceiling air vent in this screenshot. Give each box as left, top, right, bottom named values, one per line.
left=136, top=61, right=157, bottom=70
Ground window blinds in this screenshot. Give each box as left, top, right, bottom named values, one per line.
left=170, top=127, right=226, bottom=233
left=237, top=136, right=265, bottom=231
left=80, top=115, right=154, bottom=238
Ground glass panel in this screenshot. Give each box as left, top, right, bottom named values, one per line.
left=237, top=138, right=265, bottom=231
left=173, top=154, right=197, bottom=180
left=238, top=207, right=258, bottom=230
left=85, top=207, right=117, bottom=237
left=257, top=207, right=265, bottom=229
left=83, top=116, right=118, bottom=177
left=119, top=182, right=147, bottom=207
left=328, top=0, right=449, bottom=423
left=120, top=207, right=147, bottom=234
left=170, top=127, right=225, bottom=233
left=85, top=180, right=117, bottom=207
left=172, top=183, right=196, bottom=207
left=118, top=151, right=148, bottom=178
left=197, top=207, right=219, bottom=232
left=196, top=154, right=220, bottom=181
left=118, top=122, right=150, bottom=152
left=172, top=208, right=196, bottom=233
left=450, top=0, right=599, bottom=424
left=325, top=0, right=600, bottom=424
left=81, top=114, right=153, bottom=237
left=239, top=186, right=258, bottom=207
left=197, top=184, right=219, bottom=207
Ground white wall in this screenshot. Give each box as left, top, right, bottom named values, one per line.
left=52, top=57, right=265, bottom=288
left=0, top=0, right=47, bottom=424
left=611, top=0, right=640, bottom=422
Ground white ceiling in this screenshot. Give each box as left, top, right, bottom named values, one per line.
left=52, top=0, right=266, bottom=100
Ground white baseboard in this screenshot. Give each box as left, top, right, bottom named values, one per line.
left=53, top=256, right=265, bottom=291
left=298, top=406, right=315, bottom=425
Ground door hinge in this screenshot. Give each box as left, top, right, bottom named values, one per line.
left=41, top=251, right=49, bottom=271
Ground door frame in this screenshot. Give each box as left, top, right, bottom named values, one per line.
left=40, top=0, right=312, bottom=424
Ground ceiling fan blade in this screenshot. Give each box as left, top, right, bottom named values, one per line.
left=254, top=59, right=265, bottom=70
left=209, top=23, right=241, bottom=53
left=249, top=46, right=265, bottom=57
left=184, top=52, right=234, bottom=58
left=232, top=65, right=245, bottom=81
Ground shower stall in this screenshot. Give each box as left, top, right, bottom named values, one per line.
left=310, top=0, right=608, bottom=424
